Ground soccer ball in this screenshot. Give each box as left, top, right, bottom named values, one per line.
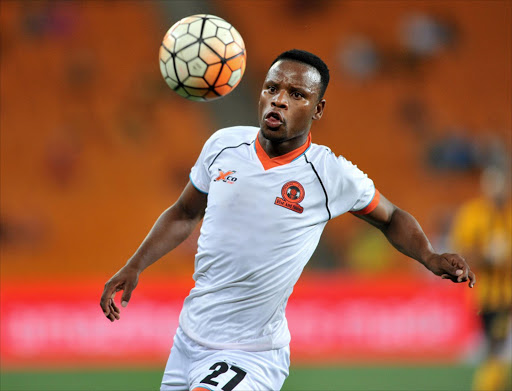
left=159, top=14, right=247, bottom=101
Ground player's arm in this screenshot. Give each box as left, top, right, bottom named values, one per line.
left=354, top=193, right=476, bottom=287
left=100, top=181, right=207, bottom=322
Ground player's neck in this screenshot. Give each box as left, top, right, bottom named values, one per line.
left=257, top=132, right=311, bottom=158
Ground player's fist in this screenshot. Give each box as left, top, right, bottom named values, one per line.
left=425, top=253, right=476, bottom=288
left=100, top=265, right=140, bottom=322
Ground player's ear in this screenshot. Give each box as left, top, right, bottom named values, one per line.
left=313, top=99, right=326, bottom=121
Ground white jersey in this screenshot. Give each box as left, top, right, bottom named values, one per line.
left=180, top=126, right=379, bottom=351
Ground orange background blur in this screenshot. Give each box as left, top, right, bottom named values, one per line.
left=1, top=1, right=510, bottom=283
left=1, top=0, right=510, bottom=376
left=0, top=2, right=510, bottom=371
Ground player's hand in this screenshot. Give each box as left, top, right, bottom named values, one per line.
left=100, top=265, right=140, bottom=322
left=425, top=253, right=476, bottom=288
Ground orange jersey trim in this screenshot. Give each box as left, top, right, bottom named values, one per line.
left=351, top=189, right=381, bottom=215
left=191, top=388, right=213, bottom=391
left=255, top=132, right=312, bottom=170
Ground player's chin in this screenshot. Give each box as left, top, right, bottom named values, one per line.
left=261, top=125, right=287, bottom=141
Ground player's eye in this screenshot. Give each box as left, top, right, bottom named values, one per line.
left=268, top=85, right=277, bottom=93
left=291, top=91, right=303, bottom=99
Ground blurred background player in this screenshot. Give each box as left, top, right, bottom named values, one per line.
left=450, top=165, right=512, bottom=391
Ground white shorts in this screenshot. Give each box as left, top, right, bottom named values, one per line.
left=160, top=327, right=290, bottom=391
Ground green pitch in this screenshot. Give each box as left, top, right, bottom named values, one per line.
left=1, top=365, right=475, bottom=391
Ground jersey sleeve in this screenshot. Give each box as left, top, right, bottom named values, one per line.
left=189, top=133, right=219, bottom=194
left=449, top=199, right=482, bottom=252
left=189, top=126, right=258, bottom=194
left=328, top=155, right=378, bottom=218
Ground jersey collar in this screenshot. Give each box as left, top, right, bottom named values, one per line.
left=255, top=132, right=312, bottom=171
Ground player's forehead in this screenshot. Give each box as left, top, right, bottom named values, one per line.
left=265, top=60, right=321, bottom=93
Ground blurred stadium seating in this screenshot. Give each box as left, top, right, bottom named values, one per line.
left=0, top=1, right=510, bottom=387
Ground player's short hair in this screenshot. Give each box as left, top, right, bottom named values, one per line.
left=270, top=49, right=330, bottom=100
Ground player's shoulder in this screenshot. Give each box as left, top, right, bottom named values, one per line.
left=205, top=126, right=258, bottom=149
left=306, top=142, right=365, bottom=175
left=458, top=197, right=492, bottom=216
left=307, top=142, right=334, bottom=158
left=306, top=142, right=344, bottom=167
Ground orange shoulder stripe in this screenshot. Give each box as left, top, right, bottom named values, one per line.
left=351, top=189, right=381, bottom=215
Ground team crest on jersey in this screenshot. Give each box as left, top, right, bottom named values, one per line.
left=275, top=181, right=305, bottom=214
left=214, top=169, right=237, bottom=184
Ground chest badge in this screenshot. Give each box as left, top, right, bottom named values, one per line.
left=275, top=181, right=305, bottom=214
left=214, top=169, right=237, bottom=184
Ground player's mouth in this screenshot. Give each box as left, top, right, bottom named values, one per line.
left=264, top=111, right=284, bottom=129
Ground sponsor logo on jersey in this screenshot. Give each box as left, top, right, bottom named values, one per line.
left=275, top=181, right=305, bottom=213
left=214, top=169, right=237, bottom=184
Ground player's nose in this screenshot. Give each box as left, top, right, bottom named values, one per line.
left=271, top=91, right=288, bottom=109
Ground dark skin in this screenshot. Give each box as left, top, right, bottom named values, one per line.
left=258, top=60, right=326, bottom=156
left=100, top=60, right=475, bottom=322
left=100, top=182, right=207, bottom=321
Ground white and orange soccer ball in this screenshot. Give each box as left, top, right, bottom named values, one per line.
left=159, top=14, right=247, bottom=101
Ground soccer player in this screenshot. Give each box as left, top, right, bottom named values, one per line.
left=100, top=49, right=476, bottom=391
left=450, top=166, right=511, bottom=391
